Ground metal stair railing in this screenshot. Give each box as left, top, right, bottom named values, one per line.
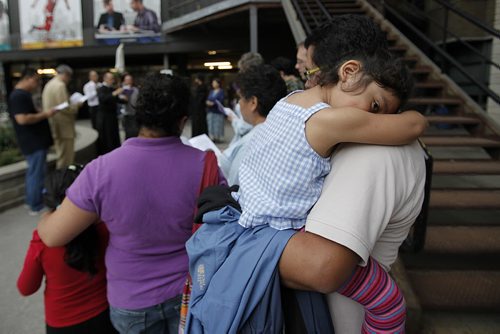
left=368, top=0, right=500, bottom=108
left=165, top=0, right=226, bottom=20
left=290, top=0, right=332, bottom=34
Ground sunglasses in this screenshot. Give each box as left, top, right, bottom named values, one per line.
left=304, top=67, right=320, bottom=81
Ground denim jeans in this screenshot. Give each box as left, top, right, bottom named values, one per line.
left=110, top=295, right=182, bottom=334
left=206, top=112, right=225, bottom=140
left=25, top=149, right=47, bottom=211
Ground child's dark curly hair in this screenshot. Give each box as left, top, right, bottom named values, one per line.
left=135, top=73, right=190, bottom=136
left=305, top=14, right=414, bottom=107
left=44, top=165, right=100, bottom=276
left=236, top=64, right=287, bottom=118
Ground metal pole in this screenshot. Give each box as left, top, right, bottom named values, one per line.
left=250, top=5, right=258, bottom=53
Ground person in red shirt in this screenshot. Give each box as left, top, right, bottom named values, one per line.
left=17, top=165, right=116, bottom=334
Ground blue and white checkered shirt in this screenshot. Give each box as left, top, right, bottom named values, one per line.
left=238, top=96, right=332, bottom=230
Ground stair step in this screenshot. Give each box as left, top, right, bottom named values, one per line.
left=422, top=136, right=500, bottom=147
left=304, top=8, right=365, bottom=16
left=433, top=160, right=500, bottom=174
left=389, top=45, right=407, bottom=52
left=403, top=55, right=419, bottom=67
left=424, top=226, right=500, bottom=254
left=410, top=65, right=432, bottom=74
left=406, top=270, right=500, bottom=310
left=430, top=189, right=500, bottom=209
left=408, top=97, right=462, bottom=106
left=421, top=311, right=500, bottom=334
left=426, top=116, right=480, bottom=125
left=415, top=81, right=445, bottom=89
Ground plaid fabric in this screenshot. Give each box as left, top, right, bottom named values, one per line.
left=238, top=97, right=331, bottom=230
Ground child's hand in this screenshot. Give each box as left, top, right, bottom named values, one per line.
left=399, top=110, right=428, bottom=137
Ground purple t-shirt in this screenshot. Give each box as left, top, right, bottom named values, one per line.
left=67, top=137, right=222, bottom=309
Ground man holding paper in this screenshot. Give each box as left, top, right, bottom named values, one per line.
left=8, top=68, right=55, bottom=215
left=42, top=64, right=80, bottom=169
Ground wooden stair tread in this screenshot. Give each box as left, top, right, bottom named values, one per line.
left=389, top=45, right=407, bottom=51
left=421, top=311, right=500, bottom=333
left=426, top=115, right=481, bottom=124
left=430, top=189, right=500, bottom=209
left=406, top=270, right=500, bottom=309
left=415, top=81, right=445, bottom=89
left=424, top=226, right=500, bottom=253
left=305, top=9, right=364, bottom=15
left=433, top=160, right=500, bottom=174
left=411, top=65, right=433, bottom=73
left=422, top=136, right=500, bottom=147
left=409, top=97, right=462, bottom=105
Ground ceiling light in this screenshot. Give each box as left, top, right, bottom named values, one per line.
left=204, top=61, right=231, bottom=67
left=208, top=50, right=217, bottom=55
left=218, top=65, right=233, bottom=70
left=37, top=68, right=56, bottom=75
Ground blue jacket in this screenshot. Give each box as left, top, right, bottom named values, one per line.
left=185, top=206, right=295, bottom=333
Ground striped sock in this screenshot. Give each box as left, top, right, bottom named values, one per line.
left=337, top=257, right=406, bottom=333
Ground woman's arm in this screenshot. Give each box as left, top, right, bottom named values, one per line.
left=279, top=231, right=360, bottom=294
left=307, top=108, right=428, bottom=157
left=37, top=198, right=98, bottom=247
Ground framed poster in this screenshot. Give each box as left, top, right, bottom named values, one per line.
left=19, top=0, right=83, bottom=49
left=93, top=0, right=161, bottom=45
left=0, top=0, right=10, bottom=50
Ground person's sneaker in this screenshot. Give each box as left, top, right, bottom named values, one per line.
left=27, top=207, right=46, bottom=216
left=28, top=210, right=41, bottom=216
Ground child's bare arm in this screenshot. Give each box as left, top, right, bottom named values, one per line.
left=306, top=107, right=428, bottom=157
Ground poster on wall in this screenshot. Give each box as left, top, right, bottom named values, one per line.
left=0, top=0, right=10, bottom=50
left=93, top=0, right=161, bottom=45
left=19, top=0, right=83, bottom=49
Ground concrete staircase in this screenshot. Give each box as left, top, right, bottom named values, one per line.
left=290, top=0, right=500, bottom=332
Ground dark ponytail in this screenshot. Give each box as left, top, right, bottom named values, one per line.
left=43, top=165, right=100, bottom=276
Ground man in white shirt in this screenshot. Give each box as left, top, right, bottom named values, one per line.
left=279, top=15, right=427, bottom=332
left=279, top=142, right=426, bottom=332
left=83, top=70, right=99, bottom=129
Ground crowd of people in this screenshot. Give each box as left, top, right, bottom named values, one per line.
left=9, top=13, right=428, bottom=334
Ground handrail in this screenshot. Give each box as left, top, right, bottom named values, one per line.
left=399, top=2, right=500, bottom=70
left=380, top=3, right=500, bottom=105
left=290, top=0, right=500, bottom=106
left=314, top=0, right=332, bottom=21
left=434, top=0, right=500, bottom=39
left=291, top=0, right=313, bottom=34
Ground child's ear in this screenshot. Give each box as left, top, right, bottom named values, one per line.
left=339, top=60, right=362, bottom=82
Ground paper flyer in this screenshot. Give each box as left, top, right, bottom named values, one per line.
left=188, top=134, right=224, bottom=165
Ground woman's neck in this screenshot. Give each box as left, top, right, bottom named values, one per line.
left=138, top=127, right=168, bottom=138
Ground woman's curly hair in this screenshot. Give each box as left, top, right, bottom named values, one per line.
left=135, top=73, right=190, bottom=136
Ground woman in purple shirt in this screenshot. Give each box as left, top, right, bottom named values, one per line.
left=37, top=73, right=225, bottom=334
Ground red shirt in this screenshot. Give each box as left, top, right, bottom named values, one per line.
left=17, top=224, right=109, bottom=327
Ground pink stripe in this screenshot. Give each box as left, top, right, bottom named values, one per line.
left=339, top=257, right=406, bottom=333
